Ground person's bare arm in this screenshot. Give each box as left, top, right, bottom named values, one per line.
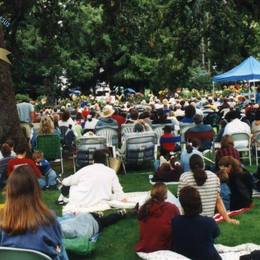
left=216, top=193, right=239, bottom=224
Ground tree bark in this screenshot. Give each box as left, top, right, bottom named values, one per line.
left=0, top=26, right=24, bottom=144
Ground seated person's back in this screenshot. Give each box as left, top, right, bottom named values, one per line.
left=135, top=183, right=180, bottom=253
left=61, top=150, right=125, bottom=209
left=172, top=186, right=221, bottom=260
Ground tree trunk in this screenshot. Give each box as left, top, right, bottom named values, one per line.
left=0, top=26, right=24, bottom=144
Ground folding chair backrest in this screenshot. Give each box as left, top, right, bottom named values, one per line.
left=96, top=127, right=118, bottom=147
left=75, top=136, right=107, bottom=168
left=125, top=132, right=156, bottom=166
left=255, top=132, right=260, bottom=147
left=36, top=134, right=61, bottom=161
left=0, top=247, right=52, bottom=260
left=180, top=123, right=194, bottom=143
left=231, top=133, right=250, bottom=148
left=152, top=124, right=166, bottom=145
left=121, top=124, right=135, bottom=136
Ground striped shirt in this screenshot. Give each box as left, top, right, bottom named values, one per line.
left=178, top=171, right=220, bottom=217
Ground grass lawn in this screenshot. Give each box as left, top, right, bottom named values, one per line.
left=1, top=160, right=260, bottom=259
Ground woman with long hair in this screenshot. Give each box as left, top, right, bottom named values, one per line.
left=218, top=156, right=253, bottom=211
left=32, top=115, right=61, bottom=149
left=135, top=183, right=180, bottom=253
left=178, top=154, right=239, bottom=224
left=0, top=165, right=68, bottom=260
left=172, top=186, right=221, bottom=260
left=39, top=115, right=55, bottom=135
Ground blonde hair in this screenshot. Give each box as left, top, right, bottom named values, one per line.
left=39, top=116, right=54, bottom=134
left=0, top=165, right=54, bottom=234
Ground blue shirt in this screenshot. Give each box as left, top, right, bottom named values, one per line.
left=180, top=149, right=202, bottom=172
left=0, top=219, right=63, bottom=258
left=38, top=159, right=51, bottom=174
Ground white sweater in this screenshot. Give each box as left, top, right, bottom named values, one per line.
left=62, top=163, right=124, bottom=209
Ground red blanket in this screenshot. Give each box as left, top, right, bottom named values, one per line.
left=214, top=207, right=251, bottom=223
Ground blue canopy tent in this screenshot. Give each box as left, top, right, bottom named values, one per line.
left=213, top=56, right=260, bottom=82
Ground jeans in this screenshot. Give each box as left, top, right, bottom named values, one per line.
left=220, top=183, right=231, bottom=211
left=38, top=169, right=57, bottom=188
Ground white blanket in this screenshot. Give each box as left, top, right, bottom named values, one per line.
left=137, top=243, right=260, bottom=260
left=62, top=191, right=181, bottom=215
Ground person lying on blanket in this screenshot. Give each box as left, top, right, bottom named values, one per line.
left=172, top=186, right=221, bottom=260
left=57, top=150, right=127, bottom=210
left=59, top=210, right=127, bottom=254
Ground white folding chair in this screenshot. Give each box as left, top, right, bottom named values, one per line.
left=121, top=124, right=135, bottom=143
left=231, top=133, right=252, bottom=166
left=152, top=124, right=165, bottom=146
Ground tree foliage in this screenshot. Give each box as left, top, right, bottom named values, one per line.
left=0, top=0, right=259, bottom=94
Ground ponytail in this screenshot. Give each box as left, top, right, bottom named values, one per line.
left=190, top=154, right=207, bottom=186
left=138, top=183, right=167, bottom=220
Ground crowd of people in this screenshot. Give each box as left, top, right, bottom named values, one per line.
left=0, top=88, right=260, bottom=259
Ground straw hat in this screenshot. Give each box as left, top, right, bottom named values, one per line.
left=100, top=105, right=114, bottom=118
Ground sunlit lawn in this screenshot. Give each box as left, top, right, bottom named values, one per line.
left=1, top=159, right=259, bottom=259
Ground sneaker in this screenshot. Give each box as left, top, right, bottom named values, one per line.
left=56, top=200, right=67, bottom=206
left=117, top=209, right=127, bottom=216
left=96, top=211, right=104, bottom=218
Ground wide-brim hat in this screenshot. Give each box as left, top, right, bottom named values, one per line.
left=100, top=105, right=114, bottom=118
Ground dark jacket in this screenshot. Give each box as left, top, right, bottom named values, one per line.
left=171, top=215, right=221, bottom=260
left=229, top=172, right=253, bottom=211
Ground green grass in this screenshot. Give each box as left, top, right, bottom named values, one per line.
left=1, top=159, right=260, bottom=260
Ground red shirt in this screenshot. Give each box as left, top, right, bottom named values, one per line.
left=160, top=133, right=176, bottom=152
left=7, top=158, right=42, bottom=178
left=81, top=108, right=89, bottom=118
left=135, top=201, right=180, bottom=252
left=112, top=114, right=126, bottom=127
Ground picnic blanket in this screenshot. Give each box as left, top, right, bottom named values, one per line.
left=137, top=243, right=260, bottom=260
left=213, top=207, right=251, bottom=223
left=63, top=191, right=181, bottom=215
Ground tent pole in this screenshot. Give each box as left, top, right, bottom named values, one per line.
left=254, top=81, right=256, bottom=102
left=248, top=81, right=251, bottom=102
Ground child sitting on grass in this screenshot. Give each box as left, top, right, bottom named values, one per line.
left=153, top=155, right=183, bottom=182
left=32, top=151, right=57, bottom=189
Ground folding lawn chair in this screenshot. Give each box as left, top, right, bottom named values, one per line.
left=36, top=134, right=64, bottom=175
left=231, top=133, right=252, bottom=166
left=0, top=247, right=52, bottom=260
left=96, top=126, right=119, bottom=157
left=73, top=136, right=107, bottom=172
left=121, top=132, right=156, bottom=173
